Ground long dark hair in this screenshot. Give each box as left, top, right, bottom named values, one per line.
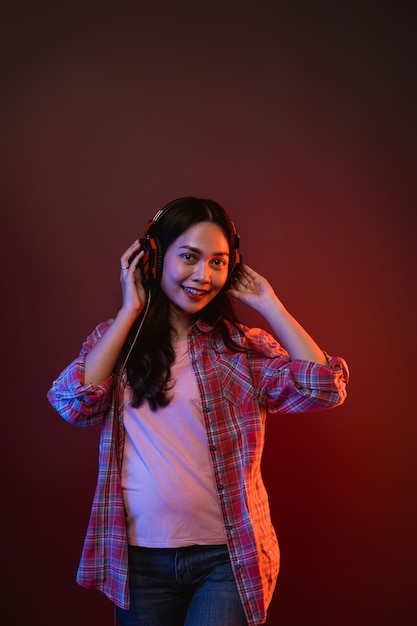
left=122, top=197, right=245, bottom=410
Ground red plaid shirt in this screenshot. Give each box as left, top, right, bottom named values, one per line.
left=47, top=318, right=348, bottom=626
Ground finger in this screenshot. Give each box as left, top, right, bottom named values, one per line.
left=120, top=253, right=144, bottom=278
left=232, top=271, right=250, bottom=289
left=239, top=264, right=257, bottom=280
left=130, top=250, right=145, bottom=272
left=122, top=239, right=140, bottom=255
left=120, top=238, right=139, bottom=258
left=120, top=240, right=141, bottom=271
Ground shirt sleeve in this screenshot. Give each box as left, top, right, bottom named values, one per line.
left=46, top=320, right=116, bottom=427
left=262, top=353, right=349, bottom=414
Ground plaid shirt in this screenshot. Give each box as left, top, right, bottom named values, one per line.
left=47, top=317, right=348, bottom=626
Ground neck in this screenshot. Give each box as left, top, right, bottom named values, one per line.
left=169, top=307, right=196, bottom=342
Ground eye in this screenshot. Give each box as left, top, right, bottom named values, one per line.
left=211, top=258, right=228, bottom=268
left=180, top=253, right=196, bottom=263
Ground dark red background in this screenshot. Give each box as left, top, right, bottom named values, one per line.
left=3, top=2, right=416, bottom=625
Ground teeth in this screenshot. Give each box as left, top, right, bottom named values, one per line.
left=184, top=287, right=205, bottom=295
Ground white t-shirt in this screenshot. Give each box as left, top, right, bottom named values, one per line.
left=121, top=340, right=227, bottom=547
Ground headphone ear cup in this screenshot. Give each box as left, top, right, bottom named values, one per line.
left=225, top=230, right=242, bottom=288
left=139, top=236, right=158, bottom=282
left=155, top=240, right=164, bottom=280
left=225, top=249, right=242, bottom=289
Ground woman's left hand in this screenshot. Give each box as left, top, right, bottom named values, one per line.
left=227, top=264, right=279, bottom=313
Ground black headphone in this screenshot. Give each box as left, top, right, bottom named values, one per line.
left=138, top=200, right=242, bottom=287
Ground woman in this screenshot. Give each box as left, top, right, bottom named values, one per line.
left=47, top=197, right=349, bottom=626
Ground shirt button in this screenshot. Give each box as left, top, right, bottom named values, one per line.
left=218, top=484, right=224, bottom=491
left=210, top=445, right=217, bottom=452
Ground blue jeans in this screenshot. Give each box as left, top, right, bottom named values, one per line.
left=116, top=544, right=248, bottom=626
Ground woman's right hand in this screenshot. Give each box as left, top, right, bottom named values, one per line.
left=119, top=240, right=147, bottom=317
left=84, top=240, right=147, bottom=386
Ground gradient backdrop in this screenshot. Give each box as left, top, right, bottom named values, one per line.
left=2, top=2, right=416, bottom=625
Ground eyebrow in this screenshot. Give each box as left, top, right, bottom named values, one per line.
left=178, top=245, right=229, bottom=256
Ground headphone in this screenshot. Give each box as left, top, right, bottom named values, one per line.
left=138, top=200, right=242, bottom=288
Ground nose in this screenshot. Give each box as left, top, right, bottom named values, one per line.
left=192, top=261, right=211, bottom=283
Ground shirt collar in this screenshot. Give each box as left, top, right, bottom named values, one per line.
left=193, top=318, right=215, bottom=334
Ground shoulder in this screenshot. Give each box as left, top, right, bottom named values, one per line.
left=223, top=320, right=288, bottom=358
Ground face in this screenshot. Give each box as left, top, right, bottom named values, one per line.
left=160, top=221, right=230, bottom=322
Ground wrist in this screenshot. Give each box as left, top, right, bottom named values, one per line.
left=260, top=295, right=287, bottom=320
left=116, top=306, right=142, bottom=326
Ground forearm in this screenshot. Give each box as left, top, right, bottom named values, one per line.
left=262, top=297, right=328, bottom=365
left=84, top=308, right=139, bottom=386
